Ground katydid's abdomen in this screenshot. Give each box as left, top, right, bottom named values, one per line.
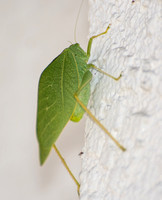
left=37, top=43, right=91, bottom=165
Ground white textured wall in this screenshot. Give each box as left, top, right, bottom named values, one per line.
left=80, top=0, right=162, bottom=200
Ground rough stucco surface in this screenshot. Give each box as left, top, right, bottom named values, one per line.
left=80, top=0, right=162, bottom=200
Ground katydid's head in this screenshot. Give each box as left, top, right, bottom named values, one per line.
left=68, top=43, right=88, bottom=62
left=69, top=43, right=80, bottom=48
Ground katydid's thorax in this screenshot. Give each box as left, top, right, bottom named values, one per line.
left=64, top=43, right=89, bottom=80
left=59, top=43, right=90, bottom=96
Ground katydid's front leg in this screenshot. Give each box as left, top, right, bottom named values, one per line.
left=87, top=24, right=111, bottom=58
left=87, top=24, right=122, bottom=81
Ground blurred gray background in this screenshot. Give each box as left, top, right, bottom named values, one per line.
left=0, top=0, right=88, bottom=199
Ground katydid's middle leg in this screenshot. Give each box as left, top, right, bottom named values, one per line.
left=88, top=64, right=122, bottom=81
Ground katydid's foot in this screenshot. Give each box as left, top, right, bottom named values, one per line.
left=114, top=72, right=122, bottom=81
left=77, top=185, right=80, bottom=196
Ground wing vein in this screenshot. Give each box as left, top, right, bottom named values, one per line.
left=39, top=100, right=57, bottom=114
left=61, top=54, right=65, bottom=111
left=40, top=113, right=58, bottom=136
left=71, top=52, right=79, bottom=88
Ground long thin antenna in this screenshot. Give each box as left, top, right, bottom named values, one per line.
left=74, top=0, right=85, bottom=43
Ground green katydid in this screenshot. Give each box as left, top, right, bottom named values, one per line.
left=36, top=25, right=126, bottom=193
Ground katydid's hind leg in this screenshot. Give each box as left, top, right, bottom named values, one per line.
left=74, top=71, right=126, bottom=151
left=88, top=64, right=122, bottom=81
left=52, top=144, right=80, bottom=194
left=74, top=95, right=126, bottom=151
left=87, top=24, right=111, bottom=58
left=75, top=70, right=92, bottom=96
left=71, top=71, right=92, bottom=122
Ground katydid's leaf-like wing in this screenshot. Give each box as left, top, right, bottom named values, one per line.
left=36, top=44, right=88, bottom=165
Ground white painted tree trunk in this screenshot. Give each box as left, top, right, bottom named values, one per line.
left=80, top=0, right=162, bottom=200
